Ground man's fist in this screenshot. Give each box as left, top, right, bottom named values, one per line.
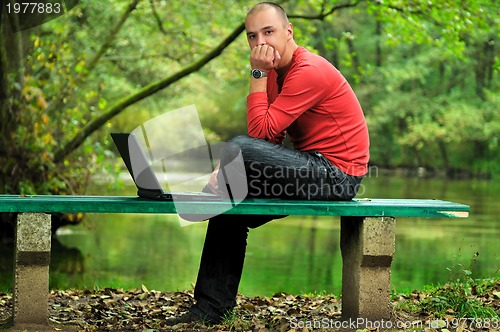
left=250, top=45, right=281, bottom=71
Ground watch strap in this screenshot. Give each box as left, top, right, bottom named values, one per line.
left=251, top=69, right=268, bottom=79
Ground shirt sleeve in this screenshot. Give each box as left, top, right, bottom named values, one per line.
left=247, top=62, right=329, bottom=143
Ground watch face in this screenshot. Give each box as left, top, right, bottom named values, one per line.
left=252, top=69, right=261, bottom=79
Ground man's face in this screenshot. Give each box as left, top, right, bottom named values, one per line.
left=245, top=7, right=292, bottom=61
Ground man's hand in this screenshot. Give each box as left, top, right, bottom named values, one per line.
left=206, top=164, right=224, bottom=195
left=250, top=45, right=281, bottom=71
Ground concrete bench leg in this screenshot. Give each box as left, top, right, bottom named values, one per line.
left=13, top=213, right=51, bottom=327
left=340, top=216, right=395, bottom=321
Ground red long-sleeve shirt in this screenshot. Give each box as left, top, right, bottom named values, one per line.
left=247, top=47, right=370, bottom=176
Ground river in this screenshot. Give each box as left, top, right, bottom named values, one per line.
left=0, top=173, right=498, bottom=296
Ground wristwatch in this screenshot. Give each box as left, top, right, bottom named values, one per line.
left=251, top=69, right=268, bottom=79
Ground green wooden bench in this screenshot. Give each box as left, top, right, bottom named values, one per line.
left=0, top=195, right=470, bottom=328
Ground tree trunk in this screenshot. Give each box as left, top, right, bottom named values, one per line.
left=474, top=38, right=495, bottom=100
left=345, top=32, right=361, bottom=78
left=375, top=20, right=382, bottom=67
left=0, top=10, right=35, bottom=193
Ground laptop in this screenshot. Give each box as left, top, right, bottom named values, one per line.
left=111, top=132, right=223, bottom=201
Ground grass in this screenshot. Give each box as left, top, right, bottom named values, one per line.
left=422, top=253, right=499, bottom=319
left=220, top=310, right=253, bottom=331
left=418, top=276, right=499, bottom=319
left=390, top=251, right=499, bottom=332
left=392, top=253, right=499, bottom=331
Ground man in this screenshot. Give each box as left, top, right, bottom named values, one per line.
left=166, top=1, right=369, bottom=325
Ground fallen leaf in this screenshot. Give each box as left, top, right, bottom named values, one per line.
left=141, top=284, right=149, bottom=294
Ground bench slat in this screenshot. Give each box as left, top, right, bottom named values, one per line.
left=0, top=195, right=469, bottom=218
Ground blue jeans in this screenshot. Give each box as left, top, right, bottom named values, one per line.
left=190, top=135, right=363, bottom=322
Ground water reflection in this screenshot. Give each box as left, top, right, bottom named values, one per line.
left=0, top=237, right=85, bottom=291
left=50, top=237, right=85, bottom=285
left=0, top=242, right=13, bottom=291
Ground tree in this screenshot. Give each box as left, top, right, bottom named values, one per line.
left=362, top=0, right=499, bottom=175
left=0, top=0, right=366, bottom=196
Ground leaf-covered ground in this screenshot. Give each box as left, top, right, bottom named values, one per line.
left=1, top=280, right=499, bottom=331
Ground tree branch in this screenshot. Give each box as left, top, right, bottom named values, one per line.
left=104, top=51, right=182, bottom=62
left=289, top=0, right=363, bottom=20
left=53, top=1, right=369, bottom=163
left=149, top=0, right=167, bottom=35
left=85, top=0, right=141, bottom=73
left=53, top=22, right=246, bottom=163
left=384, top=3, right=440, bottom=26
left=45, top=0, right=140, bottom=115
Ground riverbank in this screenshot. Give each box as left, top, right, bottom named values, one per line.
left=1, top=277, right=498, bottom=331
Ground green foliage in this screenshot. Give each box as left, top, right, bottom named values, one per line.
left=393, top=252, right=499, bottom=325
left=368, top=89, right=499, bottom=174
left=2, top=30, right=119, bottom=195
left=419, top=268, right=499, bottom=319
left=0, top=0, right=251, bottom=196
left=365, top=43, right=498, bottom=175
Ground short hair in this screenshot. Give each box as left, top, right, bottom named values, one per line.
left=246, top=2, right=289, bottom=27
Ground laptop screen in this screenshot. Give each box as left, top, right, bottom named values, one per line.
left=111, top=133, right=164, bottom=193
